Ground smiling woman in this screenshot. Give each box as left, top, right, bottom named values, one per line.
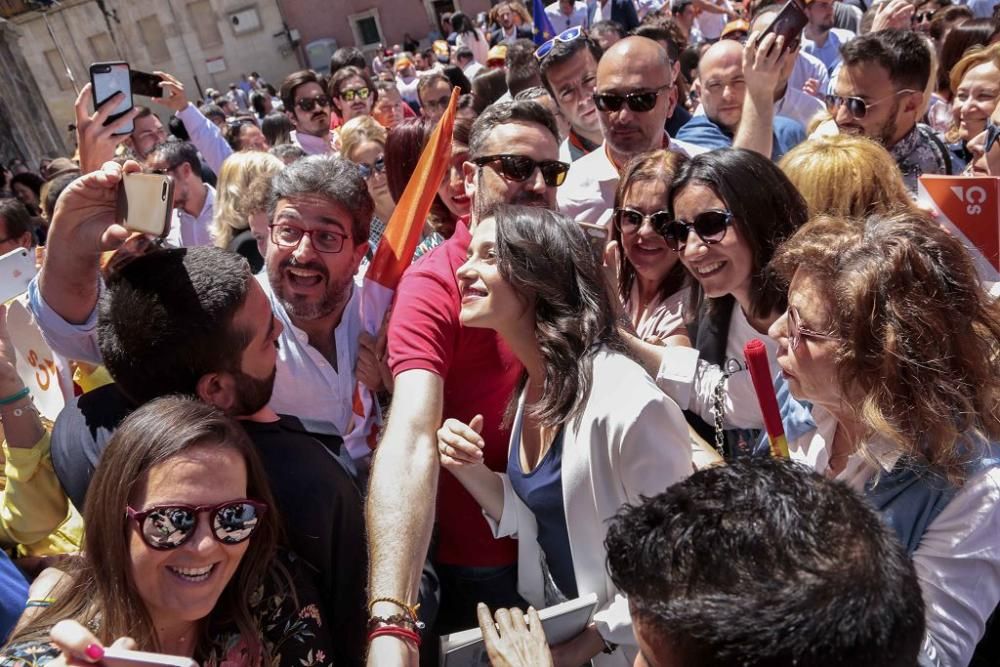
left=0, top=396, right=333, bottom=666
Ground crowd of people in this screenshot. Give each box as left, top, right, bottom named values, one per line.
left=1, top=0, right=1000, bottom=665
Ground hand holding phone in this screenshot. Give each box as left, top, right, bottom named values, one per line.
left=131, top=70, right=166, bottom=99
left=89, top=62, right=134, bottom=136
left=755, top=0, right=807, bottom=57
left=101, top=647, right=198, bottom=667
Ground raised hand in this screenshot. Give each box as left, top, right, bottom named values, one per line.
left=75, top=84, right=140, bottom=174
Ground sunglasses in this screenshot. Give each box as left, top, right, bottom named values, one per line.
left=535, top=26, right=585, bottom=61
left=339, top=87, right=371, bottom=102
left=787, top=305, right=838, bottom=350
left=914, top=10, right=935, bottom=21
left=127, top=499, right=267, bottom=550
left=472, top=154, right=570, bottom=187
left=295, top=95, right=331, bottom=112
left=358, top=156, right=386, bottom=180
left=659, top=209, right=734, bottom=252
left=824, top=89, right=918, bottom=119
left=614, top=207, right=671, bottom=233
left=593, top=84, right=672, bottom=113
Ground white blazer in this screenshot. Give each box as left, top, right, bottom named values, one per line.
left=485, top=347, right=692, bottom=666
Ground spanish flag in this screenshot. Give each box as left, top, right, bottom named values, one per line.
left=350, top=87, right=461, bottom=448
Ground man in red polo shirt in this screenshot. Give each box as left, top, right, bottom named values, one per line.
left=367, top=99, right=565, bottom=665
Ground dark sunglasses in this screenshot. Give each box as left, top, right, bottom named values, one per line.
left=127, top=499, right=267, bottom=550
left=295, top=95, right=331, bottom=112
left=914, top=10, right=935, bottom=21
left=824, top=88, right=918, bottom=119
left=659, top=209, right=734, bottom=252
left=535, top=26, right=584, bottom=61
left=472, top=154, right=570, bottom=187
left=339, top=87, right=371, bottom=102
left=358, top=156, right=386, bottom=180
left=614, top=207, right=671, bottom=233
left=593, top=84, right=672, bottom=113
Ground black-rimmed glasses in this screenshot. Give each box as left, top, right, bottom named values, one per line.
left=270, top=223, right=350, bottom=254
left=658, top=209, right=734, bottom=252
left=593, top=84, right=672, bottom=113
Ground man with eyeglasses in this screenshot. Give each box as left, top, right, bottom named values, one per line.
left=278, top=70, right=336, bottom=155
left=538, top=27, right=606, bottom=163
left=827, top=29, right=954, bottom=191
left=366, top=100, right=564, bottom=666
left=559, top=36, right=705, bottom=227
left=146, top=141, right=215, bottom=248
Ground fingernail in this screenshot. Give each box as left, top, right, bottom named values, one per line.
left=85, top=644, right=104, bottom=661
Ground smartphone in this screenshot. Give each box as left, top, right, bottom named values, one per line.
left=101, top=647, right=198, bottom=667
left=578, top=222, right=609, bottom=264
left=0, top=247, right=37, bottom=303
left=131, top=69, right=165, bottom=99
left=116, top=173, right=174, bottom=238
left=90, top=61, right=134, bottom=135
left=756, top=0, right=808, bottom=56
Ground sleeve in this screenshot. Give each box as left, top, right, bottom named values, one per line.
left=26, top=277, right=102, bottom=365
left=0, top=640, right=58, bottom=666
left=482, top=472, right=522, bottom=539
left=386, top=267, right=458, bottom=378
left=912, top=467, right=1000, bottom=667
left=0, top=431, right=72, bottom=549
left=176, top=103, right=233, bottom=175
left=656, top=351, right=766, bottom=431
left=675, top=119, right=734, bottom=151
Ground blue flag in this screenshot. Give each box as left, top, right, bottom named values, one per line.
left=532, top=0, right=556, bottom=45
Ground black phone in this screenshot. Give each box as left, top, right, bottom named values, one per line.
left=756, top=0, right=808, bottom=56
left=89, top=61, right=134, bottom=135
left=131, top=69, right=165, bottom=98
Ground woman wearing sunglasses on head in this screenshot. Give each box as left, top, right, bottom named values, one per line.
left=437, top=205, right=692, bottom=666
left=0, top=396, right=332, bottom=667
left=766, top=210, right=1000, bottom=667
left=610, top=150, right=690, bottom=345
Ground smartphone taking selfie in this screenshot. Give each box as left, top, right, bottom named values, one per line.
left=131, top=70, right=165, bottom=99
left=0, top=247, right=37, bottom=304
left=756, top=0, right=808, bottom=56
left=116, top=173, right=174, bottom=238
left=90, top=61, right=134, bottom=135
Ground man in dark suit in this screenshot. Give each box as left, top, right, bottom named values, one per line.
left=490, top=1, right=534, bottom=43
left=587, top=0, right=640, bottom=31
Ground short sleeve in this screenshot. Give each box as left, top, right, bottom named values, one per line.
left=387, top=264, right=459, bottom=378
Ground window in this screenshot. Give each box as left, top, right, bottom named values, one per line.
left=138, top=15, right=171, bottom=63
left=187, top=0, right=223, bottom=49
left=44, top=49, right=71, bottom=91
left=348, top=9, right=384, bottom=48
left=88, top=33, right=117, bottom=62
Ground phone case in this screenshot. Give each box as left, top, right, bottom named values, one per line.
left=131, top=70, right=165, bottom=98
left=0, top=247, right=37, bottom=304
left=758, top=0, right=808, bottom=53
left=90, top=61, right=134, bottom=135
left=101, top=647, right=198, bottom=667
left=116, top=173, right=174, bottom=238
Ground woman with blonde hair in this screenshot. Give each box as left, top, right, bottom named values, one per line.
left=210, top=152, right=283, bottom=271
left=946, top=43, right=1000, bottom=164
left=339, top=115, right=395, bottom=255
left=779, top=134, right=915, bottom=218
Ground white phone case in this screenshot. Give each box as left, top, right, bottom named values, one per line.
left=0, top=247, right=37, bottom=303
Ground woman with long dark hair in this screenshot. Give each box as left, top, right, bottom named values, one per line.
left=452, top=12, right=488, bottom=65
left=437, top=205, right=692, bottom=666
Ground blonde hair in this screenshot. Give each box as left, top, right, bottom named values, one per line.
left=211, top=152, right=284, bottom=249
left=339, top=115, right=388, bottom=163
left=779, top=135, right=915, bottom=219
left=946, top=43, right=1000, bottom=142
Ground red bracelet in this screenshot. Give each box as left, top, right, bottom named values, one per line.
left=368, top=625, right=422, bottom=647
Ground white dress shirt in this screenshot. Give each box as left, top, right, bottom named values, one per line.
left=166, top=184, right=215, bottom=248
left=289, top=130, right=335, bottom=156
left=545, top=1, right=590, bottom=30
left=774, top=86, right=827, bottom=130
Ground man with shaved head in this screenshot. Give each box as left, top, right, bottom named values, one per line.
left=678, top=38, right=806, bottom=160
left=558, top=36, right=707, bottom=227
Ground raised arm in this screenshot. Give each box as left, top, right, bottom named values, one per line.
left=154, top=71, right=234, bottom=175
left=733, top=32, right=790, bottom=159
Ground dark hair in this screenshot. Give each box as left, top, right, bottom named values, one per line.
left=149, top=140, right=202, bottom=176
left=669, top=148, right=808, bottom=321
left=279, top=69, right=323, bottom=113
left=97, top=247, right=254, bottom=405
left=938, top=19, right=995, bottom=95
left=133, top=106, right=154, bottom=123
left=224, top=118, right=259, bottom=151
left=267, top=155, right=373, bottom=245
left=634, top=19, right=685, bottom=61
left=605, top=458, right=925, bottom=667
left=330, top=46, right=367, bottom=74
left=442, top=65, right=472, bottom=95
left=492, top=205, right=625, bottom=427
left=10, top=172, right=43, bottom=198
left=471, top=69, right=510, bottom=113
left=468, top=99, right=559, bottom=158
left=590, top=19, right=627, bottom=38
left=505, top=38, right=542, bottom=97
left=328, top=66, right=378, bottom=118
left=455, top=45, right=475, bottom=61
left=167, top=115, right=190, bottom=141
left=418, top=73, right=454, bottom=106
left=538, top=33, right=603, bottom=99
left=0, top=197, right=31, bottom=240
left=840, top=29, right=932, bottom=92
left=42, top=173, right=77, bottom=221
left=451, top=12, right=480, bottom=39
left=261, top=111, right=293, bottom=147
left=250, top=91, right=268, bottom=118
left=929, top=5, right=973, bottom=42
left=199, top=103, right=226, bottom=124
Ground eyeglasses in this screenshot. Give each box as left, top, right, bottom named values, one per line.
left=269, top=222, right=350, bottom=254
left=914, top=10, right=935, bottom=22
left=659, top=209, right=734, bottom=252
left=357, top=156, right=386, bottom=180
left=295, top=95, right=331, bottom=112
left=338, top=87, right=371, bottom=102
left=593, top=84, right=672, bottom=113
left=127, top=499, right=267, bottom=550
left=472, top=154, right=570, bottom=187
left=787, top=305, right=838, bottom=350
left=824, top=89, right=918, bottom=119
left=613, top=207, right=672, bottom=233
left=535, top=26, right=585, bottom=61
